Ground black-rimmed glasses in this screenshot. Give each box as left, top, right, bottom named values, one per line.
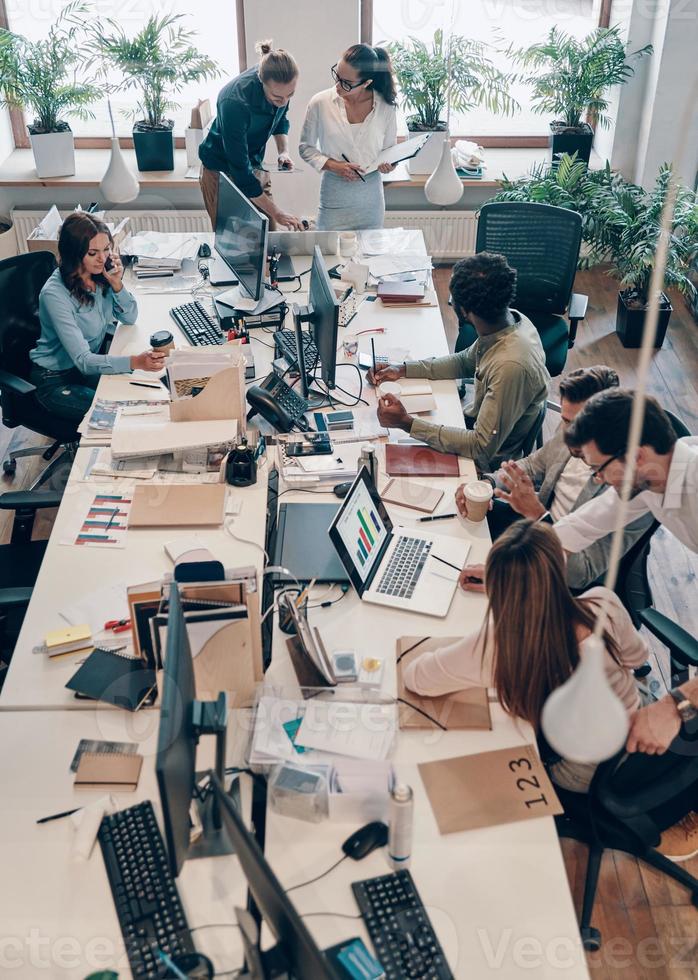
left=591, top=450, right=624, bottom=481
left=331, top=64, right=364, bottom=92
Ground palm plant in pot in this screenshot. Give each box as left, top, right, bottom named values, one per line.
left=0, top=1, right=99, bottom=178
left=387, top=29, right=515, bottom=174
left=598, top=165, right=698, bottom=348
left=507, top=26, right=651, bottom=165
left=89, top=14, right=219, bottom=172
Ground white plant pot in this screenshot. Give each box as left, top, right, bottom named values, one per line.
left=407, top=131, right=446, bottom=175
left=29, top=129, right=75, bottom=179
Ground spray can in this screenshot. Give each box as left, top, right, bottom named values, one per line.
left=388, top=783, right=414, bottom=870
left=359, top=444, right=377, bottom=485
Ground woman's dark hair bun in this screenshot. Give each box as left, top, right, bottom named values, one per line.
left=256, top=39, right=273, bottom=56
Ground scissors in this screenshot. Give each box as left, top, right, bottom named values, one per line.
left=104, top=619, right=132, bottom=634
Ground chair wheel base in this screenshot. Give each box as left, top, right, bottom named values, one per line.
left=2, top=459, right=17, bottom=477
left=581, top=926, right=601, bottom=951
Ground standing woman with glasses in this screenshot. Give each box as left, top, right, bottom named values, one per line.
left=299, top=44, right=398, bottom=230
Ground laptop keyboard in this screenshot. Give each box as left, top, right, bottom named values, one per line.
left=377, top=536, right=432, bottom=600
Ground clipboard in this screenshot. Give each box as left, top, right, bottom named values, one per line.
left=396, top=636, right=491, bottom=730
left=366, top=133, right=433, bottom=173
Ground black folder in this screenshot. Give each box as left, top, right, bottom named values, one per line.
left=66, top=647, right=156, bottom=711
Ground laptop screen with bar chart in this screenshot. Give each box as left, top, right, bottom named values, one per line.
left=330, top=470, right=391, bottom=588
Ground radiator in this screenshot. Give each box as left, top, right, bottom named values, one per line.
left=384, top=211, right=477, bottom=260
left=11, top=209, right=211, bottom=252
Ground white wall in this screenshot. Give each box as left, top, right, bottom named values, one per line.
left=242, top=0, right=360, bottom=219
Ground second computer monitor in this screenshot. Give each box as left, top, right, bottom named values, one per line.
left=308, top=246, right=339, bottom=389
left=215, top=172, right=269, bottom=302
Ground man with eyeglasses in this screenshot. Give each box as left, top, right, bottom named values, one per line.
left=455, top=366, right=653, bottom=590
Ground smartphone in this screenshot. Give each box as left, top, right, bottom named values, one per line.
left=286, top=433, right=333, bottom=456
left=104, top=255, right=114, bottom=272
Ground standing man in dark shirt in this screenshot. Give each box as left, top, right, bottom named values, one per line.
left=199, top=40, right=303, bottom=230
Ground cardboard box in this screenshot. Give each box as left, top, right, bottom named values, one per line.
left=26, top=206, right=129, bottom=258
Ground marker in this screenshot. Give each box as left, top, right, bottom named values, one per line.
left=341, top=153, right=366, bottom=183
left=37, top=807, right=82, bottom=825
left=129, top=382, right=164, bottom=390
left=419, top=513, right=457, bottom=522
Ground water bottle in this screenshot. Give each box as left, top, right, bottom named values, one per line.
left=388, top=783, right=414, bottom=870
left=359, top=444, right=377, bottom=485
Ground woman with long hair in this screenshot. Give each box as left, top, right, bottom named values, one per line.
left=29, top=212, right=163, bottom=423
left=199, top=40, right=303, bottom=230
left=299, top=44, right=399, bottom=230
left=403, top=521, right=649, bottom=791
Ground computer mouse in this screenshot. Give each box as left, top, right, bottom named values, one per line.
left=342, top=821, right=388, bottom=861
left=198, top=242, right=211, bottom=258
left=333, top=482, right=353, bottom=499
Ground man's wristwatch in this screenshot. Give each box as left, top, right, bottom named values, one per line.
left=669, top=687, right=698, bottom=733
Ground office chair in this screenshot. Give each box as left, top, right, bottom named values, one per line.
left=0, top=251, right=79, bottom=486
left=455, top=202, right=588, bottom=377
left=0, top=489, right=61, bottom=674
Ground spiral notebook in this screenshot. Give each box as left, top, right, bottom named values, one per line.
left=66, top=646, right=156, bottom=711
left=74, top=750, right=143, bottom=791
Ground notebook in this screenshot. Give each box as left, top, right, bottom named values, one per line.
left=74, top=750, right=143, bottom=791
left=128, top=483, right=226, bottom=527
left=396, top=636, right=491, bottom=730
left=380, top=478, right=444, bottom=514
left=385, top=444, right=460, bottom=477
left=44, top=623, right=93, bottom=658
left=66, top=647, right=156, bottom=711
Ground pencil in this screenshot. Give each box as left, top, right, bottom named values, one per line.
left=341, top=153, right=366, bottom=183
left=295, top=576, right=317, bottom=609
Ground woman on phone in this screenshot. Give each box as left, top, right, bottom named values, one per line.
left=29, top=212, right=163, bottom=423
left=403, top=521, right=649, bottom=793
left=299, top=44, right=398, bottom=230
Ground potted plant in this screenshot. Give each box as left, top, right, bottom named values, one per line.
left=89, top=14, right=219, bottom=172
left=388, top=29, right=515, bottom=174
left=0, top=2, right=99, bottom=178
left=508, top=26, right=651, bottom=165
left=598, top=165, right=698, bottom=348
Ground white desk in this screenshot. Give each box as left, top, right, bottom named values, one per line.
left=1, top=244, right=589, bottom=978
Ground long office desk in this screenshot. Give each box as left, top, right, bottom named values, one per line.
left=1, top=247, right=589, bottom=977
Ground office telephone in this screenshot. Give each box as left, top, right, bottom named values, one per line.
left=246, top=372, right=310, bottom=432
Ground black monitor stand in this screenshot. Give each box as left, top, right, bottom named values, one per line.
left=293, top=303, right=325, bottom=407
left=189, top=692, right=239, bottom=861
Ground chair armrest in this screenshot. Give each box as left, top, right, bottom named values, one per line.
left=568, top=293, right=588, bottom=320
left=0, top=368, right=35, bottom=397
left=0, top=491, right=63, bottom=512
left=638, top=608, right=698, bottom=668
left=595, top=750, right=698, bottom=821
left=0, top=586, right=33, bottom=609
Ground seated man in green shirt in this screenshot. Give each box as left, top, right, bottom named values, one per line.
left=370, top=253, right=550, bottom=473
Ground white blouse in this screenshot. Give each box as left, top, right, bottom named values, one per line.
left=299, top=88, right=398, bottom=173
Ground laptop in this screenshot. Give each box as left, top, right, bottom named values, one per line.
left=268, top=231, right=339, bottom=256
left=329, top=468, right=470, bottom=618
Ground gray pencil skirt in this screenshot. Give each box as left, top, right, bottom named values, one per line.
left=317, top=170, right=385, bottom=231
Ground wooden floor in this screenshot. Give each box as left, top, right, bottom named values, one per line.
left=2, top=266, right=698, bottom=975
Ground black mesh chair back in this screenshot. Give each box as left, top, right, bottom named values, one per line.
left=0, top=251, right=57, bottom=426
left=476, top=202, right=582, bottom=315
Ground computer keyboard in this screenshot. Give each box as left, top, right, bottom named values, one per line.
left=98, top=800, right=196, bottom=979
left=170, top=300, right=224, bottom=346
left=377, top=536, right=431, bottom=599
left=352, top=870, right=453, bottom=979
left=274, top=328, right=319, bottom=367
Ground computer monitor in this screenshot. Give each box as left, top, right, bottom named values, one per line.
left=210, top=772, right=342, bottom=980
left=308, top=246, right=340, bottom=388
left=156, top=583, right=235, bottom=876
left=215, top=172, right=269, bottom=302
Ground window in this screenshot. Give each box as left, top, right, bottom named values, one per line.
left=4, top=0, right=237, bottom=140
left=372, top=0, right=603, bottom=138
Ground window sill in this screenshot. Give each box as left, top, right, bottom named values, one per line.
left=0, top=147, right=195, bottom=188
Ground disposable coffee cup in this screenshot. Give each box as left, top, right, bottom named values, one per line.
left=339, top=231, right=357, bottom=257
left=150, top=329, right=175, bottom=354
left=464, top=480, right=493, bottom=522
left=378, top=381, right=402, bottom=397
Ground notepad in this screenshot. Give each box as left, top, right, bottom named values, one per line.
left=44, top=623, right=93, bottom=658
left=381, top=478, right=444, bottom=514
left=128, top=483, right=226, bottom=527
left=66, top=647, right=156, bottom=711
left=74, top=750, right=143, bottom=791
left=385, top=444, right=460, bottom=477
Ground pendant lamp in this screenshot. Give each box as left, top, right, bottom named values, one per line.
left=100, top=99, right=140, bottom=204
left=541, top=635, right=628, bottom=765
left=424, top=137, right=464, bottom=205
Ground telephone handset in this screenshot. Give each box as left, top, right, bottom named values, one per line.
left=246, top=372, right=310, bottom=433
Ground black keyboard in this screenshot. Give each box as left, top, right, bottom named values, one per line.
left=170, top=300, right=224, bottom=346
left=352, top=870, right=453, bottom=980
left=274, top=328, right=319, bottom=367
left=98, top=800, right=196, bottom=979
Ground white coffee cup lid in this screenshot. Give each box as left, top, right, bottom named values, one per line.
left=378, top=381, right=402, bottom=397
left=465, top=480, right=493, bottom=501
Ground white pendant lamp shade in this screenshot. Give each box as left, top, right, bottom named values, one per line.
left=100, top=99, right=139, bottom=204
left=424, top=137, right=463, bottom=206
left=100, top=137, right=140, bottom=203
left=541, top=635, right=629, bottom=765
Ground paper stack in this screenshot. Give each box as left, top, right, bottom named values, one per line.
left=121, top=231, right=200, bottom=277
left=111, top=404, right=238, bottom=461
left=77, top=398, right=168, bottom=447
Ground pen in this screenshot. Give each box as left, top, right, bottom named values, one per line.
left=419, top=513, right=458, bottom=522
left=371, top=337, right=376, bottom=374
left=431, top=554, right=462, bottom=574
left=36, top=807, right=81, bottom=825
left=341, top=153, right=366, bottom=183
left=295, top=576, right=317, bottom=609
left=129, top=382, right=164, bottom=390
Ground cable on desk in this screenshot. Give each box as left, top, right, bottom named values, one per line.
left=224, top=518, right=269, bottom=565
left=300, top=911, right=362, bottom=921
left=307, top=584, right=350, bottom=610
left=285, top=853, right=348, bottom=893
